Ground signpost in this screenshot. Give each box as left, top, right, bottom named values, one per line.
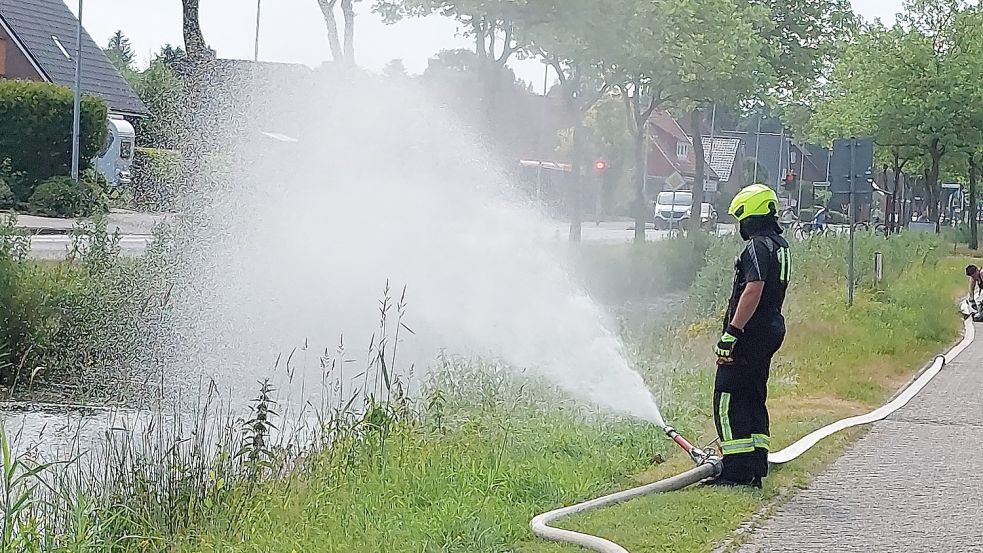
left=831, top=137, right=874, bottom=306
left=665, top=172, right=686, bottom=233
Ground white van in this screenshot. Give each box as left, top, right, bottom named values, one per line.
left=653, top=191, right=692, bottom=229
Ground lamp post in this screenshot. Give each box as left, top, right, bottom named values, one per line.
left=254, top=0, right=262, bottom=62
left=70, top=0, right=83, bottom=182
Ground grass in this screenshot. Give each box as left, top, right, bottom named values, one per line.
left=2, top=231, right=970, bottom=552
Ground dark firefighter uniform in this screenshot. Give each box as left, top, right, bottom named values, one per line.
left=712, top=184, right=790, bottom=486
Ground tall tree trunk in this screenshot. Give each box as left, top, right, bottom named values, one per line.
left=971, top=155, right=979, bottom=250
left=341, top=0, right=355, bottom=64
left=182, top=0, right=211, bottom=61
left=633, top=123, right=647, bottom=243
left=689, top=109, right=706, bottom=234
left=926, top=140, right=943, bottom=225
left=568, top=118, right=584, bottom=243
left=891, top=155, right=902, bottom=233
left=316, top=0, right=344, bottom=63
left=483, top=62, right=500, bottom=135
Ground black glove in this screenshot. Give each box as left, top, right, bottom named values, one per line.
left=715, top=324, right=744, bottom=364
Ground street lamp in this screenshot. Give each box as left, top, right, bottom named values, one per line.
left=254, top=0, right=262, bottom=61
left=71, top=0, right=83, bottom=182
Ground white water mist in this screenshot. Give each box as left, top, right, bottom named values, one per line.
left=164, top=70, right=666, bottom=426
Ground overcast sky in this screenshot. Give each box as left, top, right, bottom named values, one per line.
left=69, top=0, right=904, bottom=88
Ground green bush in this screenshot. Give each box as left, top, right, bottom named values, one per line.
left=0, top=217, right=170, bottom=391
left=0, top=180, right=13, bottom=211
left=0, top=80, right=108, bottom=197
left=0, top=159, right=24, bottom=209
left=28, top=176, right=106, bottom=218
left=574, top=232, right=714, bottom=302
left=132, top=147, right=182, bottom=210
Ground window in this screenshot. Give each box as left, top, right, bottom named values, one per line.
left=790, top=150, right=798, bottom=165
left=120, top=139, right=133, bottom=161
left=97, top=131, right=114, bottom=158
left=52, top=36, right=71, bottom=60
left=0, top=38, right=7, bottom=76
left=676, top=142, right=689, bottom=159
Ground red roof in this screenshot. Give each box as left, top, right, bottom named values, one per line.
left=646, top=111, right=719, bottom=181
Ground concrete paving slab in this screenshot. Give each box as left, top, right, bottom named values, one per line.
left=739, top=323, right=983, bottom=553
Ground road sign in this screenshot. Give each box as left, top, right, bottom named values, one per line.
left=830, top=138, right=874, bottom=196
left=703, top=179, right=718, bottom=192
left=665, top=171, right=686, bottom=190
left=831, top=137, right=874, bottom=308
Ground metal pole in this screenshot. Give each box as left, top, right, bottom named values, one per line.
left=848, top=138, right=856, bottom=307
left=797, top=143, right=806, bottom=217
left=70, top=0, right=83, bottom=182
left=777, top=127, right=786, bottom=189
left=709, top=105, right=716, bottom=139
left=254, top=0, right=262, bottom=62
left=752, top=116, right=762, bottom=183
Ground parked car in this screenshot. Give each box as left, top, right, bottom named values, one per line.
left=653, top=191, right=693, bottom=229
left=699, top=203, right=718, bottom=229
left=653, top=192, right=716, bottom=230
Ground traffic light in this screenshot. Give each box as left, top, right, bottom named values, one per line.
left=594, top=159, right=607, bottom=172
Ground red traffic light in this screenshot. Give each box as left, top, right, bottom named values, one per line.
left=594, top=160, right=608, bottom=171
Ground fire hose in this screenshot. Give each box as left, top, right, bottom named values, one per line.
left=530, top=316, right=975, bottom=553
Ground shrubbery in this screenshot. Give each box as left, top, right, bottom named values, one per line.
left=28, top=176, right=107, bottom=218
left=0, top=80, right=108, bottom=195
left=132, top=147, right=183, bottom=210
left=0, top=217, right=168, bottom=393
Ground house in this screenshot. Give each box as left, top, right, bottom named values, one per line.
left=701, top=136, right=746, bottom=200
left=645, top=111, right=719, bottom=198
left=719, top=130, right=790, bottom=190
left=0, top=0, right=147, bottom=118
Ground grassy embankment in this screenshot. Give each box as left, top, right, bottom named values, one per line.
left=4, top=231, right=970, bottom=552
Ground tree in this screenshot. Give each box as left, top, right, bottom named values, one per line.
left=751, top=0, right=857, bottom=103
left=659, top=0, right=772, bottom=232
left=809, top=0, right=972, bottom=223
left=181, top=0, right=213, bottom=62
left=521, top=0, right=616, bottom=242
left=156, top=44, right=187, bottom=71
left=375, top=0, right=531, bottom=129
left=133, top=59, right=185, bottom=149
left=317, top=0, right=359, bottom=65
left=947, top=6, right=983, bottom=247
left=383, top=58, right=409, bottom=78
left=105, top=30, right=135, bottom=73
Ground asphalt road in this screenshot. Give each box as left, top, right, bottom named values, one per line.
left=29, top=235, right=152, bottom=260
left=26, top=222, right=737, bottom=260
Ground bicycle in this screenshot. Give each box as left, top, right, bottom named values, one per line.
left=792, top=221, right=834, bottom=240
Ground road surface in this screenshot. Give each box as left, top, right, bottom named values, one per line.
left=29, top=235, right=152, bottom=260
left=738, top=322, right=983, bottom=553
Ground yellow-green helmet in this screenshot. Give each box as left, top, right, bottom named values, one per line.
left=728, top=184, right=779, bottom=221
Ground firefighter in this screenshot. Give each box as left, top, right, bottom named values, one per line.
left=966, top=265, right=983, bottom=320
left=710, top=184, right=790, bottom=488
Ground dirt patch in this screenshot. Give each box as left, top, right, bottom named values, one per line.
left=770, top=395, right=866, bottom=419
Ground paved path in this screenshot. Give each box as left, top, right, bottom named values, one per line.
left=739, top=323, right=983, bottom=552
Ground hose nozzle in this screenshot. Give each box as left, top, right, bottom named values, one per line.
left=664, top=426, right=714, bottom=466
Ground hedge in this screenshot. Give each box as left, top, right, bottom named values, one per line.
left=132, top=147, right=182, bottom=210
left=0, top=80, right=108, bottom=197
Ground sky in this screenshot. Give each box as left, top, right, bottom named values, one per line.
left=69, top=0, right=905, bottom=89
